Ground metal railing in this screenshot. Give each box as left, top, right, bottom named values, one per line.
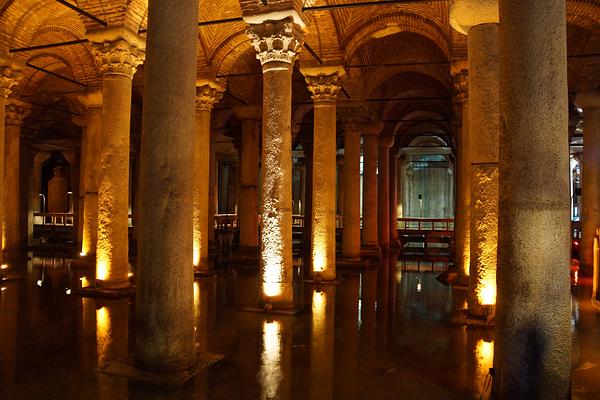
left=397, top=218, right=454, bottom=231
left=33, top=213, right=75, bottom=226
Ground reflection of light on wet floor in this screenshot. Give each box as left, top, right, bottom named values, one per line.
left=259, top=320, right=282, bottom=400
left=96, top=307, right=111, bottom=367
left=475, top=339, right=494, bottom=396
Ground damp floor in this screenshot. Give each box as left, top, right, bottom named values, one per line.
left=0, top=252, right=598, bottom=399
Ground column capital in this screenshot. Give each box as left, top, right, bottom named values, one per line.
left=5, top=98, right=31, bottom=126
left=362, top=121, right=385, bottom=136
left=301, top=65, right=345, bottom=104
left=378, top=134, right=395, bottom=149
left=575, top=91, right=600, bottom=110
left=233, top=105, right=262, bottom=120
left=451, top=61, right=468, bottom=103
left=78, top=89, right=103, bottom=108
left=196, top=80, right=224, bottom=112
left=247, top=17, right=304, bottom=68
left=450, top=0, right=498, bottom=35
left=339, top=103, right=368, bottom=132
left=71, top=115, right=86, bottom=128
left=89, top=29, right=145, bottom=78
left=0, top=55, right=23, bottom=99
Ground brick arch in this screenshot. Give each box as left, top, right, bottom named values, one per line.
left=211, top=30, right=254, bottom=78
left=18, top=52, right=76, bottom=95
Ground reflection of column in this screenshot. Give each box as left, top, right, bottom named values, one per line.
left=0, top=58, right=21, bottom=262
left=494, top=1, right=570, bottom=398
left=309, top=286, right=335, bottom=400
left=90, top=32, right=144, bottom=288
left=576, top=91, right=600, bottom=274
left=95, top=299, right=129, bottom=368
left=451, top=64, right=470, bottom=285
left=466, top=330, right=494, bottom=397
left=259, top=318, right=293, bottom=400
left=302, top=66, right=344, bottom=281
left=450, top=2, right=499, bottom=318
left=362, top=123, right=383, bottom=251
left=135, top=0, right=196, bottom=372
left=78, top=90, right=102, bottom=257
left=378, top=135, right=394, bottom=250
left=194, top=81, right=223, bottom=270
left=4, top=99, right=30, bottom=256
left=234, top=106, right=261, bottom=256
left=0, top=283, right=18, bottom=384
left=337, top=274, right=360, bottom=398
left=248, top=17, right=303, bottom=306
left=341, top=108, right=362, bottom=260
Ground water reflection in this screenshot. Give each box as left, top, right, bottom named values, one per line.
left=0, top=282, right=17, bottom=385
left=260, top=320, right=283, bottom=399
left=95, top=299, right=129, bottom=368
left=310, top=286, right=335, bottom=400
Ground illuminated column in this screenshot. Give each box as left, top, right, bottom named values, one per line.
left=302, top=66, right=344, bottom=281
left=135, top=0, right=197, bottom=371
left=378, top=134, right=394, bottom=250
left=233, top=106, right=261, bottom=257
left=208, top=137, right=217, bottom=247
left=77, top=91, right=102, bottom=257
left=575, top=91, right=600, bottom=275
left=389, top=145, right=400, bottom=247
left=494, top=1, right=570, bottom=398
left=0, top=60, right=22, bottom=261
left=451, top=64, right=470, bottom=285
left=193, top=81, right=223, bottom=270
left=89, top=32, right=144, bottom=288
left=4, top=99, right=30, bottom=257
left=450, top=1, right=499, bottom=317
left=362, top=123, right=383, bottom=251
left=247, top=16, right=303, bottom=306
left=341, top=109, right=362, bottom=260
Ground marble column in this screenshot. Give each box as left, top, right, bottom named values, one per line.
left=451, top=64, right=470, bottom=285
left=341, top=109, right=362, bottom=260
left=494, top=0, right=570, bottom=398
left=302, top=66, right=344, bottom=281
left=233, top=106, right=261, bottom=258
left=0, top=59, right=22, bottom=262
left=89, top=32, right=144, bottom=288
left=77, top=90, right=102, bottom=257
left=450, top=1, right=499, bottom=318
left=208, top=137, right=217, bottom=248
left=247, top=16, right=303, bottom=306
left=389, top=145, right=400, bottom=248
left=4, top=99, right=30, bottom=257
left=135, top=0, right=198, bottom=371
left=193, top=80, right=223, bottom=270
left=576, top=91, right=600, bottom=275
left=378, top=134, right=394, bottom=250
left=362, top=123, right=383, bottom=252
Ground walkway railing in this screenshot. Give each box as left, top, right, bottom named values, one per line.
left=397, top=218, right=454, bottom=231
left=33, top=213, right=75, bottom=226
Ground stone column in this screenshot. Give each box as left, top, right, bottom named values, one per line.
left=450, top=1, right=499, bottom=318
left=575, top=91, right=600, bottom=275
left=494, top=0, right=570, bottom=398
left=247, top=16, right=303, bottom=306
left=362, top=123, right=383, bottom=252
left=135, top=0, right=198, bottom=372
left=451, top=64, right=470, bottom=285
left=340, top=109, right=362, bottom=260
left=301, top=66, right=344, bottom=281
left=4, top=99, right=30, bottom=257
left=89, top=32, right=144, bottom=288
left=233, top=105, right=261, bottom=259
left=378, top=134, right=394, bottom=250
left=389, top=145, right=400, bottom=248
left=0, top=59, right=22, bottom=262
left=77, top=91, right=103, bottom=257
left=193, top=80, right=223, bottom=270
left=208, top=137, right=217, bottom=248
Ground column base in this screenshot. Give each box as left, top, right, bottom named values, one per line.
left=98, top=352, right=224, bottom=389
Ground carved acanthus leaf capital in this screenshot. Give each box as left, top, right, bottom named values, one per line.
left=92, top=39, right=145, bottom=79
left=6, top=99, right=31, bottom=126
left=302, top=66, right=345, bottom=104
left=196, top=80, right=224, bottom=112
left=452, top=64, right=468, bottom=103
left=0, top=58, right=23, bottom=99
left=247, top=18, right=303, bottom=68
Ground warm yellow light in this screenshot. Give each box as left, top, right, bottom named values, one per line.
left=80, top=277, right=90, bottom=288
left=0, top=286, right=6, bottom=292
left=260, top=320, right=282, bottom=399
left=127, top=272, right=133, bottom=278
left=0, top=264, right=7, bottom=270
left=478, top=282, right=496, bottom=306
left=96, top=306, right=111, bottom=367
left=475, top=339, right=494, bottom=394
left=312, top=290, right=326, bottom=336
left=193, top=245, right=200, bottom=268
left=313, top=250, right=326, bottom=273
left=194, top=281, right=200, bottom=307
left=96, top=258, right=109, bottom=282
left=80, top=251, right=87, bottom=257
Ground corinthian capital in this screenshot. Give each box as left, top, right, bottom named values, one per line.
left=92, top=38, right=145, bottom=79
left=196, top=80, right=224, bottom=112
left=247, top=17, right=303, bottom=68
left=451, top=61, right=468, bottom=103
left=0, top=56, right=23, bottom=99
left=301, top=66, right=345, bottom=104
left=6, top=98, right=31, bottom=126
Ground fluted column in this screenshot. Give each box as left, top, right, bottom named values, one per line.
left=575, top=91, right=600, bottom=275
left=340, top=108, right=362, bottom=260
left=494, top=0, right=570, bottom=397
left=302, top=66, right=344, bottom=281
left=135, top=0, right=198, bottom=371
left=0, top=58, right=22, bottom=262
left=77, top=90, right=102, bottom=257
left=362, top=123, right=383, bottom=252
left=4, top=99, right=30, bottom=257
left=247, top=16, right=303, bottom=306
left=452, top=64, right=470, bottom=285
left=89, top=32, right=144, bottom=288
left=378, top=134, right=394, bottom=250
left=233, top=106, right=261, bottom=258
left=193, top=81, right=223, bottom=270
left=451, top=1, right=499, bottom=318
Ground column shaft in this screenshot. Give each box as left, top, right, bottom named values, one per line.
left=389, top=151, right=399, bottom=246
left=362, top=133, right=379, bottom=248
left=581, top=107, right=600, bottom=272
left=377, top=138, right=392, bottom=249
left=193, top=108, right=211, bottom=269
left=494, top=0, right=570, bottom=397
left=135, top=0, right=197, bottom=371
left=342, top=128, right=361, bottom=259
left=4, top=121, right=22, bottom=255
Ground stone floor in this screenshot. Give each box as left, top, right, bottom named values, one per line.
left=0, top=253, right=598, bottom=399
